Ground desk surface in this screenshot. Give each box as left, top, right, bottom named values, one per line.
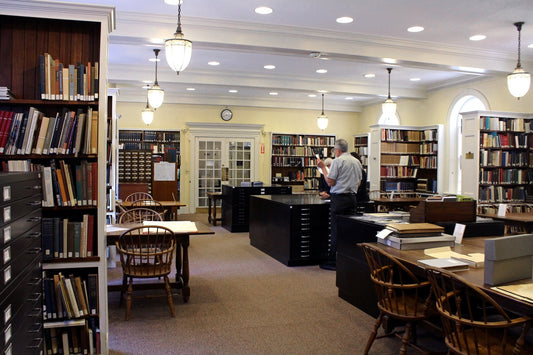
left=119, top=200, right=187, bottom=208
left=106, top=221, right=213, bottom=240
left=479, top=213, right=533, bottom=223
left=372, top=197, right=426, bottom=204
left=373, top=237, right=533, bottom=316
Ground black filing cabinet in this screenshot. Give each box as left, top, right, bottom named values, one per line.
left=221, top=184, right=292, bottom=232
left=0, top=172, right=43, bottom=355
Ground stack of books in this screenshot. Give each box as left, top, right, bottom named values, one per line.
left=377, top=222, right=455, bottom=250
left=0, top=86, right=14, bottom=100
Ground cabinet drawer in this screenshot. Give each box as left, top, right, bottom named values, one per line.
left=3, top=300, right=42, bottom=355
left=0, top=245, right=41, bottom=292
left=0, top=208, right=41, bottom=251
left=0, top=195, right=42, bottom=227
left=0, top=223, right=41, bottom=269
left=0, top=173, right=41, bottom=207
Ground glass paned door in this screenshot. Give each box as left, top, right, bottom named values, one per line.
left=195, top=138, right=254, bottom=208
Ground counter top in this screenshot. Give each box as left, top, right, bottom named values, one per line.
left=251, top=194, right=329, bottom=206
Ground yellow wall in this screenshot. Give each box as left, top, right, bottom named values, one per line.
left=116, top=102, right=359, bottom=210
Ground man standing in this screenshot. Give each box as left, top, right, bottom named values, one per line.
left=316, top=138, right=362, bottom=270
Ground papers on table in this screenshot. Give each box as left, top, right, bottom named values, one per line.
left=417, top=257, right=470, bottom=271
left=106, top=225, right=129, bottom=233
left=424, top=246, right=484, bottom=268
left=142, top=221, right=198, bottom=233
left=492, top=284, right=533, bottom=304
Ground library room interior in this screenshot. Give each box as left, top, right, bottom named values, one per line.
left=2, top=0, right=533, bottom=354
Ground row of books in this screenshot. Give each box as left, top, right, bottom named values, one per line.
left=381, top=129, right=437, bottom=142
left=381, top=154, right=420, bottom=166
left=480, top=132, right=531, bottom=149
left=420, top=142, right=438, bottom=154
left=272, top=145, right=325, bottom=156
left=271, top=135, right=334, bottom=147
left=0, top=86, right=14, bottom=100
left=354, top=136, right=368, bottom=146
left=272, top=156, right=319, bottom=168
left=480, top=116, right=533, bottom=132
left=480, top=150, right=532, bottom=167
left=42, top=215, right=95, bottom=260
left=0, top=107, right=98, bottom=156
left=416, top=178, right=437, bottom=193
left=477, top=203, right=533, bottom=215
left=43, top=273, right=98, bottom=320
left=479, top=168, right=532, bottom=185
left=381, top=181, right=415, bottom=192
left=44, top=320, right=101, bottom=355
left=380, top=142, right=420, bottom=154
left=42, top=160, right=98, bottom=207
left=304, top=178, right=320, bottom=190
left=40, top=53, right=99, bottom=101
left=479, top=186, right=526, bottom=203
left=420, top=156, right=438, bottom=169
left=380, top=166, right=419, bottom=178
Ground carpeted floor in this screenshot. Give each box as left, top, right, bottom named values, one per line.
left=107, top=213, right=440, bottom=354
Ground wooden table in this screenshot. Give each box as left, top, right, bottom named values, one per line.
left=106, top=221, right=214, bottom=302
left=206, top=192, right=223, bottom=226
left=374, top=237, right=533, bottom=316
left=371, top=197, right=426, bottom=211
left=119, top=200, right=187, bottom=220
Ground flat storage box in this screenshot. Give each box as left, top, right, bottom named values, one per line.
left=409, top=200, right=476, bottom=223
left=484, top=234, right=533, bottom=286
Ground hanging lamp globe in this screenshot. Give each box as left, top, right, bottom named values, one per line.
left=147, top=49, right=165, bottom=109
left=141, top=98, right=154, bottom=125
left=382, top=67, right=397, bottom=115
left=316, top=93, right=328, bottom=130
left=165, top=1, right=192, bottom=74
left=507, top=22, right=530, bottom=99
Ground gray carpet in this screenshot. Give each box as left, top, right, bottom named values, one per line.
left=107, top=213, right=429, bottom=354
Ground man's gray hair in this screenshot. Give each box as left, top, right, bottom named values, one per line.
left=334, top=139, right=349, bottom=152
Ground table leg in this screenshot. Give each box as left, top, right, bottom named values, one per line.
left=181, top=237, right=190, bottom=302
left=212, top=199, right=217, bottom=226
left=208, top=197, right=213, bottom=224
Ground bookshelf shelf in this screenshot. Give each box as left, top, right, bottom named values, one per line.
left=0, top=3, right=115, bottom=354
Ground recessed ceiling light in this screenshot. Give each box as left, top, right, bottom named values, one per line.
left=255, top=6, right=273, bottom=15
left=410, top=78, right=421, bottom=81
left=336, top=17, right=353, bottom=24
left=208, top=61, right=220, bottom=66
left=150, top=38, right=164, bottom=44
left=308, top=94, right=317, bottom=98
left=269, top=92, right=278, bottom=96
left=345, top=97, right=354, bottom=100
left=316, top=69, right=328, bottom=74
left=142, top=80, right=153, bottom=84
left=264, top=65, right=276, bottom=70
left=229, top=89, right=238, bottom=93
left=383, top=58, right=397, bottom=64
left=186, top=88, right=196, bottom=91
left=317, top=90, right=328, bottom=93
left=529, top=43, right=533, bottom=48
left=407, top=26, right=424, bottom=33
left=364, top=73, right=376, bottom=78
left=149, top=58, right=161, bottom=62
left=164, top=0, right=182, bottom=5
left=469, top=34, right=486, bottom=41
left=141, top=85, right=150, bottom=89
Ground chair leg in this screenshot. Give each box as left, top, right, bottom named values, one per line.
left=119, top=274, right=127, bottom=307
left=364, top=312, right=383, bottom=355
left=164, top=276, right=175, bottom=317
left=125, top=277, right=133, bottom=321
left=399, top=322, right=412, bottom=355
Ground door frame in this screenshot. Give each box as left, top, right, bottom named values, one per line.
left=187, top=122, right=264, bottom=212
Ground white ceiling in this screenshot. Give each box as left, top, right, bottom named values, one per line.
left=59, top=0, right=533, bottom=112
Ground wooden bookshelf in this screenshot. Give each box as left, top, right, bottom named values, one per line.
left=270, top=133, right=335, bottom=190
left=368, top=124, right=442, bottom=193
left=0, top=3, right=114, bottom=354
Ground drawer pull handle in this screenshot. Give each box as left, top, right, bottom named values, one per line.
left=28, top=217, right=41, bottom=222
left=31, top=185, right=42, bottom=191
left=27, top=232, right=41, bottom=239
left=26, top=338, right=44, bottom=349
left=27, top=324, right=42, bottom=334
left=27, top=201, right=41, bottom=206
left=27, top=247, right=41, bottom=255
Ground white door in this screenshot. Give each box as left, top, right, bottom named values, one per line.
left=195, top=137, right=255, bottom=208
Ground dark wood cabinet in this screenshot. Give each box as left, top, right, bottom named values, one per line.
left=249, top=194, right=330, bottom=266
left=221, top=184, right=291, bottom=232
left=0, top=172, right=43, bottom=355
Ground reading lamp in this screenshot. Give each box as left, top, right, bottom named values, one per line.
left=382, top=67, right=397, bottom=116
left=507, top=22, right=530, bottom=99
left=141, top=95, right=154, bottom=125
left=165, top=0, right=192, bottom=75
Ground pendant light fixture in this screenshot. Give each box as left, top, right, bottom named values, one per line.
left=507, top=22, right=530, bottom=99
left=147, top=49, right=164, bottom=109
left=382, top=67, right=397, bottom=116
left=141, top=95, right=154, bottom=125
left=165, top=0, right=192, bottom=75
left=317, top=93, right=328, bottom=130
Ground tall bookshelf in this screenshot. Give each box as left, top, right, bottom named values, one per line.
left=353, top=133, right=370, bottom=182
left=368, top=124, right=443, bottom=193
left=271, top=133, right=335, bottom=191
left=461, top=110, right=533, bottom=204
left=0, top=2, right=114, bottom=354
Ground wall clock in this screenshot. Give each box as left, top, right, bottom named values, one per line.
left=221, top=108, right=233, bottom=121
